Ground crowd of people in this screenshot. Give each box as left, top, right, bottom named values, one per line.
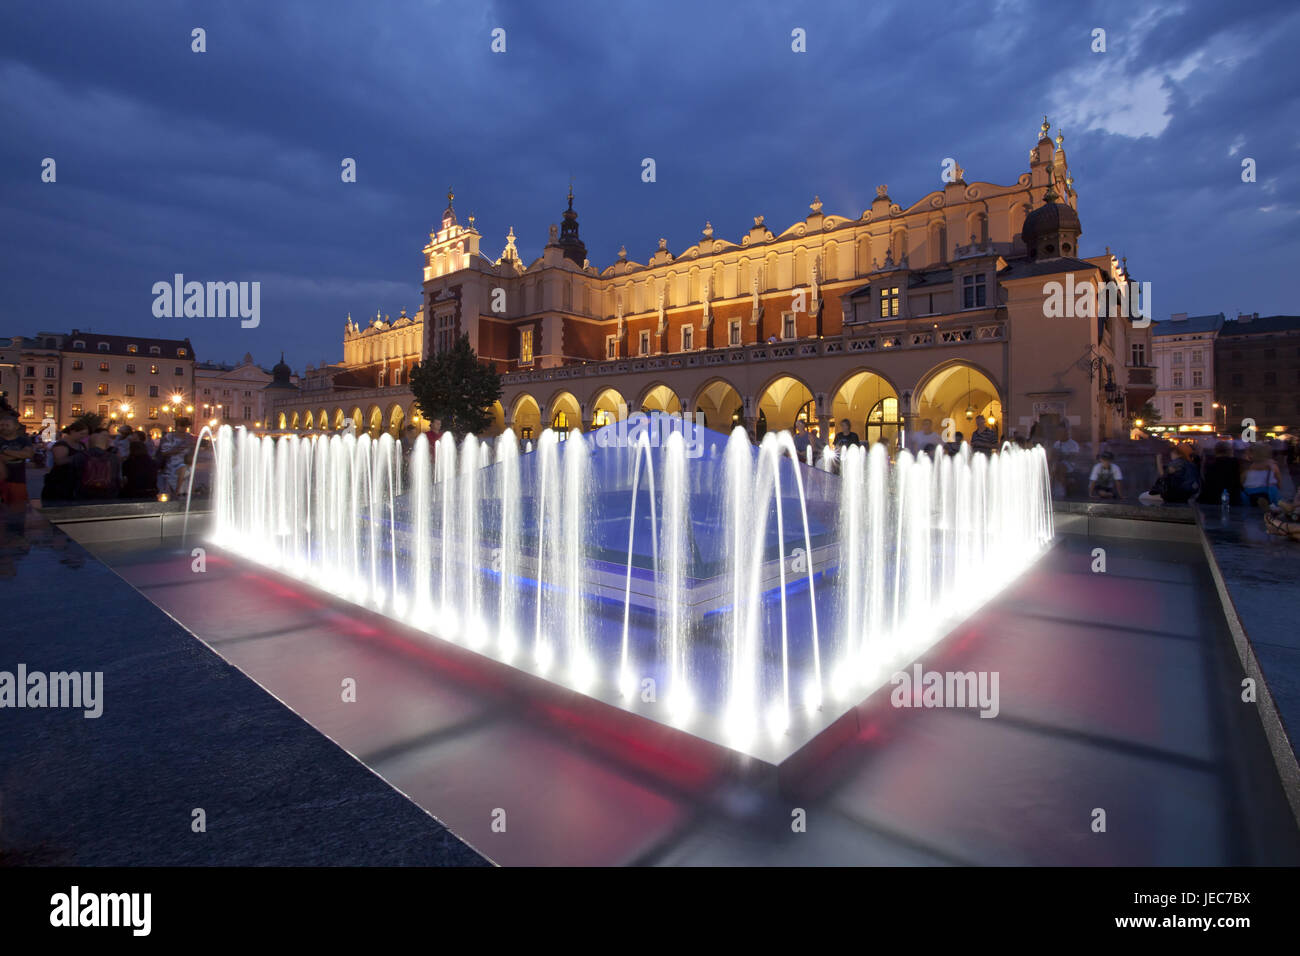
left=0, top=411, right=201, bottom=506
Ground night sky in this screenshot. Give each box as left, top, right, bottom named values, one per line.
left=2, top=0, right=1297, bottom=371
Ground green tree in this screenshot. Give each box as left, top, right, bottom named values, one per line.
left=408, top=334, right=502, bottom=438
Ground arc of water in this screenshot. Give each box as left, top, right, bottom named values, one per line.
left=619, top=431, right=659, bottom=698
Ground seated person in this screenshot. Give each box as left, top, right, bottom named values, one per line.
left=1198, top=441, right=1243, bottom=505
left=1241, top=443, right=1283, bottom=508
left=1088, top=451, right=1124, bottom=500
left=1139, top=442, right=1201, bottom=505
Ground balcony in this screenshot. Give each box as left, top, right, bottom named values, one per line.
left=1126, top=365, right=1155, bottom=387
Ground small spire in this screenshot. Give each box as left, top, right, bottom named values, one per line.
left=1040, top=115, right=1051, bottom=141
left=1043, top=166, right=1059, bottom=204
left=468, top=212, right=475, bottom=229
left=1055, top=127, right=1064, bottom=148
left=447, top=187, right=454, bottom=207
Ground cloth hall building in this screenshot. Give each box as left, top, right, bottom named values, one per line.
left=269, top=118, right=1154, bottom=448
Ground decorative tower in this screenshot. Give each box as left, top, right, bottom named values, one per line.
left=558, top=184, right=587, bottom=267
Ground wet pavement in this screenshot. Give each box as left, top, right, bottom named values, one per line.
left=54, top=514, right=1300, bottom=866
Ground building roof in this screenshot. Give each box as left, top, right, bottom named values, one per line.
left=1217, top=315, right=1300, bottom=337
left=1151, top=313, right=1224, bottom=336
left=997, top=257, right=1102, bottom=280
left=63, top=329, right=195, bottom=359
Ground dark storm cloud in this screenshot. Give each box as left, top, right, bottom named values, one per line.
left=0, top=0, right=1296, bottom=369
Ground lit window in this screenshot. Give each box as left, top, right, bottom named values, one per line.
left=72, top=360, right=83, bottom=370
left=97, top=383, right=108, bottom=395
left=520, top=329, right=534, bottom=365
left=127, top=344, right=138, bottom=353
left=71, top=403, right=83, bottom=415
left=99, top=361, right=110, bottom=372
left=880, top=287, right=900, bottom=318
left=151, top=365, right=159, bottom=375
left=125, top=385, right=135, bottom=397
left=178, top=348, right=187, bottom=357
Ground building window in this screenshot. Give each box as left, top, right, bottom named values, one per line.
left=22, top=404, right=34, bottom=419
left=1130, top=343, right=1146, bottom=366
left=962, top=273, right=987, bottom=309
left=681, top=326, right=694, bottom=351
left=519, top=328, right=534, bottom=365
left=149, top=346, right=161, bottom=355
left=125, top=384, right=135, bottom=397
left=782, top=313, right=796, bottom=339
left=729, top=320, right=741, bottom=346
left=436, top=313, right=456, bottom=353
left=70, top=403, right=82, bottom=416
left=73, top=340, right=84, bottom=349
left=605, top=335, right=617, bottom=360
left=72, top=360, right=83, bottom=370
left=1193, top=401, right=1204, bottom=418
left=880, top=286, right=900, bottom=318
left=150, top=365, right=158, bottom=374
left=1172, top=370, right=1183, bottom=387
left=23, top=366, right=34, bottom=377
left=639, top=330, right=651, bottom=355
left=127, top=344, right=138, bottom=353
left=149, top=385, right=159, bottom=397
left=126, top=363, right=136, bottom=374
left=97, top=342, right=109, bottom=351
left=1191, top=349, right=1203, bottom=366
left=44, top=366, right=55, bottom=378
left=23, top=384, right=33, bottom=396
left=99, top=361, right=110, bottom=372
left=43, top=383, right=54, bottom=396
left=1173, top=401, right=1184, bottom=418
left=175, top=367, right=183, bottom=376
left=1192, top=369, right=1203, bottom=387
left=43, top=402, right=55, bottom=417
left=1171, top=350, right=1183, bottom=366
left=149, top=407, right=159, bottom=420
left=97, top=383, right=108, bottom=395
left=178, top=348, right=188, bottom=357
left=71, top=382, right=83, bottom=395
left=97, top=403, right=108, bottom=418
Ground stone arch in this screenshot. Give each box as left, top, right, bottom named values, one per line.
left=318, top=409, right=330, bottom=431
left=278, top=412, right=287, bottom=429
left=485, top=401, right=506, bottom=437
left=830, top=368, right=902, bottom=446
left=588, top=386, right=628, bottom=429
left=304, top=409, right=315, bottom=429
left=637, top=382, right=682, bottom=414
left=388, top=403, right=405, bottom=437
left=407, top=403, right=423, bottom=431
left=915, top=360, right=1004, bottom=438
left=512, top=393, right=541, bottom=441
left=291, top=411, right=300, bottom=429
left=367, top=405, right=383, bottom=438
left=755, top=372, right=815, bottom=438
left=334, top=408, right=346, bottom=430
left=350, top=407, right=365, bottom=432
left=691, top=377, right=744, bottom=432
left=545, top=389, right=582, bottom=432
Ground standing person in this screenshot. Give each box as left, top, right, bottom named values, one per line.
left=1241, top=442, right=1283, bottom=508
left=41, top=441, right=80, bottom=502
left=157, top=418, right=195, bottom=495
left=908, top=418, right=942, bottom=457
left=945, top=430, right=965, bottom=456
left=1198, top=442, right=1243, bottom=506
left=113, top=424, right=134, bottom=460
left=0, top=413, right=34, bottom=511
left=1088, top=451, right=1125, bottom=500
left=970, top=414, right=999, bottom=454
left=1051, top=425, right=1081, bottom=497
left=121, top=440, right=160, bottom=499
left=833, top=418, right=860, bottom=451
left=792, top=419, right=813, bottom=463
left=79, top=429, right=122, bottom=499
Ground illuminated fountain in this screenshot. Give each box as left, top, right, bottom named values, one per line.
left=208, top=417, right=1053, bottom=763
